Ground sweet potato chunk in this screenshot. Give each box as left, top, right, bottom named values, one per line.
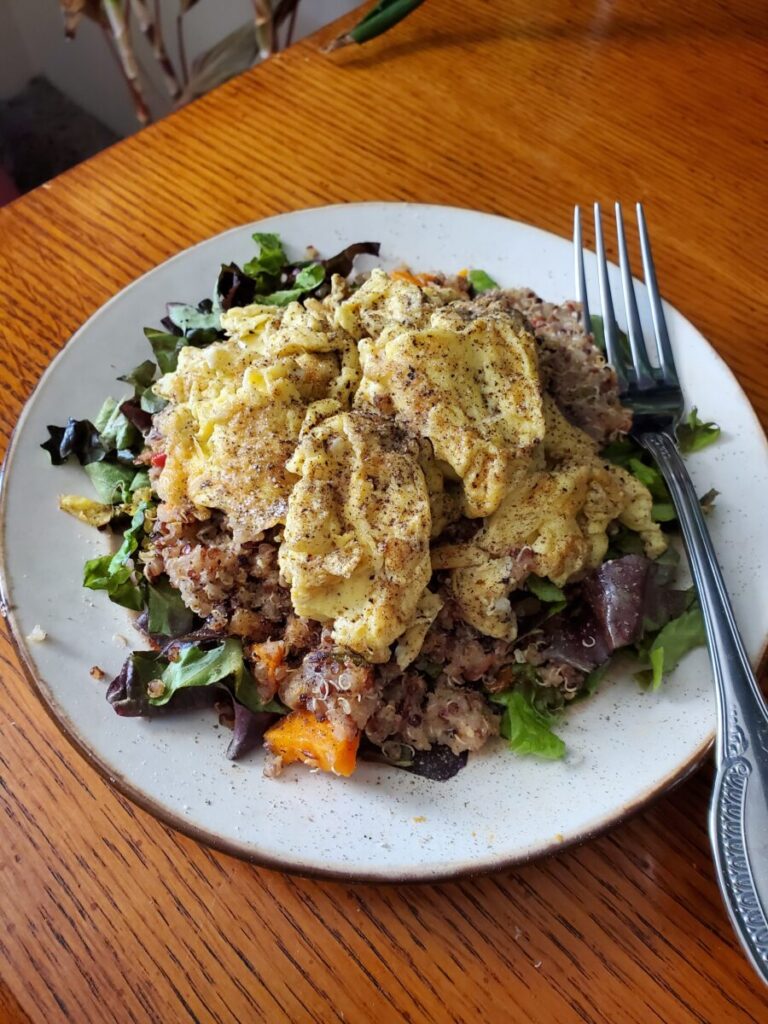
left=264, top=710, right=360, bottom=777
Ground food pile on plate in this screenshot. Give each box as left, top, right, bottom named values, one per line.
left=44, top=235, right=715, bottom=779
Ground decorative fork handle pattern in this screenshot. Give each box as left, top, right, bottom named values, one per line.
left=642, top=431, right=768, bottom=983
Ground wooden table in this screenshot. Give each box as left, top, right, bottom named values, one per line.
left=1, top=1, right=767, bottom=1020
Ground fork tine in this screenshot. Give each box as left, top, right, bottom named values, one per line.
left=573, top=205, right=591, bottom=333
left=593, top=203, right=628, bottom=391
left=615, top=202, right=655, bottom=389
left=636, top=202, right=679, bottom=386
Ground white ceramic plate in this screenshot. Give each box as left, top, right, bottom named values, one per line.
left=2, top=203, right=767, bottom=881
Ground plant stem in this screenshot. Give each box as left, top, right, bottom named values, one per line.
left=285, top=0, right=299, bottom=48
left=176, top=11, right=189, bottom=87
left=100, top=7, right=151, bottom=126
left=270, top=0, right=301, bottom=50
left=251, top=0, right=274, bottom=59
left=129, top=0, right=181, bottom=98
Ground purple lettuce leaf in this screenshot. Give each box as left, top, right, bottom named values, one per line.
left=316, top=241, right=380, bottom=281
left=223, top=698, right=274, bottom=761
left=119, top=398, right=153, bottom=435
left=538, top=604, right=613, bottom=672
left=540, top=554, right=690, bottom=671
left=41, top=417, right=104, bottom=466
left=217, top=262, right=257, bottom=311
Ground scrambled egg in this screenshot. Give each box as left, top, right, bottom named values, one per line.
left=278, top=411, right=432, bottom=662
left=153, top=302, right=353, bottom=542
left=354, top=278, right=545, bottom=518
left=394, top=589, right=444, bottom=669
left=154, top=271, right=663, bottom=661
left=334, top=267, right=455, bottom=339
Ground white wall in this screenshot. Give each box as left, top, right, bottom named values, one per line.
left=3, top=0, right=358, bottom=137
left=0, top=2, right=34, bottom=99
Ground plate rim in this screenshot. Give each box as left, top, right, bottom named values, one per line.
left=1, top=201, right=766, bottom=882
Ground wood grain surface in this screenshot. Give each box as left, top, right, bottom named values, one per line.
left=1, top=1, right=767, bottom=1020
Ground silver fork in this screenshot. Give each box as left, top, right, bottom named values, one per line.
left=575, top=202, right=768, bottom=984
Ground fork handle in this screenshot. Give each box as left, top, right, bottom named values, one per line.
left=641, top=430, right=768, bottom=982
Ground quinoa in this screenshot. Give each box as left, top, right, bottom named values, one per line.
left=279, top=648, right=378, bottom=739
left=366, top=674, right=500, bottom=755
left=145, top=507, right=291, bottom=635
left=138, top=281, right=632, bottom=773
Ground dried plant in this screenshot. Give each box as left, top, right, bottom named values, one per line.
left=130, top=0, right=181, bottom=99
left=59, top=0, right=426, bottom=127
left=58, top=0, right=303, bottom=126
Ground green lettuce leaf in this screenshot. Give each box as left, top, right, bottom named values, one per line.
left=150, top=639, right=244, bottom=706
left=626, top=456, right=677, bottom=523
left=82, top=503, right=198, bottom=633
left=607, top=524, right=646, bottom=558
left=118, top=360, right=156, bottom=395
left=526, top=575, right=566, bottom=603
left=635, top=600, right=707, bottom=691
left=243, top=232, right=288, bottom=279
left=84, top=462, right=146, bottom=504
left=601, top=435, right=641, bottom=468
left=467, top=269, right=498, bottom=293
left=627, top=457, right=666, bottom=498
left=166, top=303, right=220, bottom=334
left=603, top=411, right=720, bottom=464
left=83, top=554, right=144, bottom=610
left=148, top=638, right=283, bottom=713
left=130, top=469, right=150, bottom=493
left=93, top=397, right=141, bottom=453
left=118, top=360, right=168, bottom=416
left=44, top=390, right=150, bottom=504
left=146, top=576, right=195, bottom=637
left=143, top=328, right=185, bottom=375
left=606, top=441, right=716, bottom=523
left=140, top=389, right=167, bottom=414
left=108, top=501, right=146, bottom=568
left=254, top=262, right=326, bottom=306
left=143, top=327, right=219, bottom=375
left=82, top=502, right=149, bottom=610
left=651, top=502, right=677, bottom=522
left=490, top=690, right=566, bottom=760
left=108, top=641, right=286, bottom=724
left=677, top=408, right=720, bottom=453
left=590, top=313, right=606, bottom=351
left=525, top=574, right=567, bottom=616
